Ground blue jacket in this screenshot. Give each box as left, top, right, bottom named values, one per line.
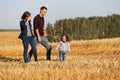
left=18, top=20, right=34, bottom=40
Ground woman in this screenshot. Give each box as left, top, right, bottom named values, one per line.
left=19, top=11, right=38, bottom=63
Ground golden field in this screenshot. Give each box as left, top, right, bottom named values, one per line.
left=0, top=31, right=120, bottom=80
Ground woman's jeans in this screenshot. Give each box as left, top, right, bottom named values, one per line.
left=22, top=37, right=38, bottom=63
left=59, top=51, right=66, bottom=61
left=35, top=36, right=52, bottom=60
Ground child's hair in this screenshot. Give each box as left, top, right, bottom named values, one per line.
left=21, top=11, right=31, bottom=19
left=61, top=34, right=69, bottom=42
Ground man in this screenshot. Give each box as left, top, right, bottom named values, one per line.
left=33, top=6, right=52, bottom=60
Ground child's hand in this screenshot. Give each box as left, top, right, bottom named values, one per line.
left=67, top=51, right=70, bottom=53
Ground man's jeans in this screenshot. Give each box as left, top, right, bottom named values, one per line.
left=22, top=37, right=38, bottom=63
left=35, top=36, right=52, bottom=60
left=59, top=51, right=66, bottom=61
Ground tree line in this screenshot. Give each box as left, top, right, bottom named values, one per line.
left=46, top=14, right=120, bottom=42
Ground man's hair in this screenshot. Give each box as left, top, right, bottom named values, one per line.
left=40, top=6, right=47, bottom=11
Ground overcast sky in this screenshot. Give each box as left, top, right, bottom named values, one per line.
left=0, top=0, right=120, bottom=29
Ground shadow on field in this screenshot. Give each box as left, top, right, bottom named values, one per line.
left=0, top=55, right=60, bottom=62
left=0, top=55, right=22, bottom=62
left=38, top=58, right=59, bottom=62
left=38, top=59, right=46, bottom=61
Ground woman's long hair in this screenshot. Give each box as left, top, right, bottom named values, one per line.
left=21, top=11, right=31, bottom=20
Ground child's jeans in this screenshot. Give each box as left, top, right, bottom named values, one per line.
left=59, top=51, right=66, bottom=61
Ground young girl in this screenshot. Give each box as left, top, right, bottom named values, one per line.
left=56, top=34, right=70, bottom=61
left=18, top=11, right=38, bottom=63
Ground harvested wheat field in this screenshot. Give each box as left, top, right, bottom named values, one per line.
left=0, top=31, right=120, bottom=80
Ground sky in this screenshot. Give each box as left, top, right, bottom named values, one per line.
left=0, top=0, right=120, bottom=29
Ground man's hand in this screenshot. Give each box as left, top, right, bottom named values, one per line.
left=37, top=36, right=41, bottom=42
left=35, top=29, right=41, bottom=42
